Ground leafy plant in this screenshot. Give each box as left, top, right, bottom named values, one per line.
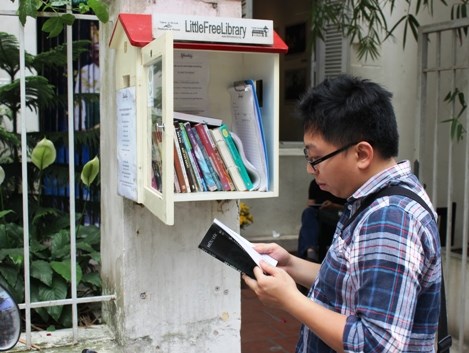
left=14, top=0, right=109, bottom=38
left=0, top=138, right=101, bottom=329
left=442, top=89, right=467, bottom=142
left=311, top=0, right=469, bottom=60
left=239, top=202, right=254, bottom=229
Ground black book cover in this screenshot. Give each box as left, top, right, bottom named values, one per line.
left=198, top=219, right=276, bottom=278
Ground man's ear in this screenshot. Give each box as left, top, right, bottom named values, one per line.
left=355, top=142, right=373, bottom=169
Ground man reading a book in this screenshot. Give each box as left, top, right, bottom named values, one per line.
left=243, top=74, right=442, bottom=353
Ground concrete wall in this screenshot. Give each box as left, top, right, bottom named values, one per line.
left=100, top=1, right=243, bottom=352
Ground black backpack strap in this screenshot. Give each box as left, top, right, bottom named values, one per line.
left=343, top=185, right=451, bottom=353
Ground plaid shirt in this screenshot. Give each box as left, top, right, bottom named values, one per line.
left=296, top=161, right=441, bottom=353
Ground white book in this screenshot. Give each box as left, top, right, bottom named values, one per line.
left=210, top=128, right=247, bottom=191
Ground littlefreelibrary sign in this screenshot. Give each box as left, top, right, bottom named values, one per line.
left=152, top=14, right=273, bottom=45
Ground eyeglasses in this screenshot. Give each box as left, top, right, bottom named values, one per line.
left=303, top=142, right=358, bottom=172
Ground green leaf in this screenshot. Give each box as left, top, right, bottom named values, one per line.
left=76, top=241, right=95, bottom=253
left=87, top=0, right=109, bottom=23
left=50, top=230, right=70, bottom=259
left=77, top=225, right=100, bottom=245
left=51, top=259, right=83, bottom=283
left=0, top=165, right=4, bottom=185
left=0, top=210, right=14, bottom=219
left=60, top=13, right=76, bottom=26
left=31, top=137, right=56, bottom=170
left=42, top=17, right=65, bottom=38
left=0, top=265, right=19, bottom=289
left=17, top=0, right=41, bottom=26
left=81, top=156, right=99, bottom=186
left=81, top=272, right=101, bottom=287
left=37, top=278, right=67, bottom=321
left=31, top=260, right=54, bottom=286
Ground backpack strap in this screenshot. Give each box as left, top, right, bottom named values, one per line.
left=342, top=185, right=452, bottom=353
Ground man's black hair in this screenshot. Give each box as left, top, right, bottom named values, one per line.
left=298, top=74, right=399, bottom=158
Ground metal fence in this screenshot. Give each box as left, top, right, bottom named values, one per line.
left=0, top=8, right=115, bottom=349
left=416, top=17, right=469, bottom=352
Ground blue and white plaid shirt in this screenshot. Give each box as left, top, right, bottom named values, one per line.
left=296, top=160, right=441, bottom=353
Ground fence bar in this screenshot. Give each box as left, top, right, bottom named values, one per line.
left=445, top=29, right=456, bottom=277
left=459, top=87, right=469, bottom=353
left=66, top=5, right=79, bottom=343
left=431, top=31, right=441, bottom=206
left=18, top=20, right=32, bottom=349
left=17, top=294, right=116, bottom=309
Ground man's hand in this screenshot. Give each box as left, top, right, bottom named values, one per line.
left=243, top=260, right=301, bottom=310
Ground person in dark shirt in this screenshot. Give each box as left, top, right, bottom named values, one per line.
left=297, top=179, right=345, bottom=262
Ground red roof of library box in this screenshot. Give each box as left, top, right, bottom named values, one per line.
left=110, top=13, right=288, bottom=54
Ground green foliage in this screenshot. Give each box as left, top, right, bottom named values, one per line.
left=81, top=156, right=99, bottom=187
left=441, top=89, right=467, bottom=142
left=31, top=137, right=57, bottom=170
left=0, top=139, right=102, bottom=328
left=14, top=0, right=109, bottom=37
left=311, top=0, right=468, bottom=60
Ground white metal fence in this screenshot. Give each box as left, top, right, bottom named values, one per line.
left=0, top=8, right=115, bottom=349
left=416, top=17, right=469, bottom=352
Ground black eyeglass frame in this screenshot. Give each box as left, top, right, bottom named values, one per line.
left=303, top=142, right=358, bottom=171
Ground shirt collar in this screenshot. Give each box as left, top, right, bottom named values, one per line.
left=349, top=160, right=412, bottom=202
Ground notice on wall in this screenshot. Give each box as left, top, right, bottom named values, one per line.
left=116, top=87, right=138, bottom=201
left=174, top=50, right=210, bottom=115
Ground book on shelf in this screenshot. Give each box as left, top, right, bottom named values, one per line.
left=151, top=131, right=163, bottom=191
left=190, top=124, right=223, bottom=191
left=173, top=135, right=188, bottom=193
left=183, top=122, right=218, bottom=191
left=219, top=124, right=254, bottom=190
left=173, top=169, right=181, bottom=193
left=229, top=80, right=269, bottom=191
left=175, top=126, right=197, bottom=192
left=230, top=132, right=261, bottom=191
left=195, top=123, right=234, bottom=191
left=210, top=127, right=247, bottom=191
left=198, top=218, right=277, bottom=278
left=174, top=111, right=223, bottom=127
left=179, top=122, right=207, bottom=192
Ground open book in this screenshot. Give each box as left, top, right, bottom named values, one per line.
left=198, top=218, right=277, bottom=278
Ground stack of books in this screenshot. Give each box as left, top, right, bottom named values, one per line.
left=172, top=112, right=261, bottom=193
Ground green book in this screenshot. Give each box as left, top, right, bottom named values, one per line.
left=218, top=124, right=253, bottom=190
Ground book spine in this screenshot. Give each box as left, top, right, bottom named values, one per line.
left=218, top=124, right=253, bottom=190
left=175, top=126, right=197, bottom=192
left=151, top=131, right=163, bottom=191
left=187, top=123, right=222, bottom=191
left=210, top=127, right=246, bottom=191
left=174, top=169, right=181, bottom=193
left=194, top=128, right=222, bottom=191
left=173, top=137, right=188, bottom=193
left=195, top=123, right=234, bottom=191
left=179, top=122, right=207, bottom=192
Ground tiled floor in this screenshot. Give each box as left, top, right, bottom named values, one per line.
left=241, top=287, right=302, bottom=353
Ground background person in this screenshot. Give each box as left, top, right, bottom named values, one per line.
left=297, top=178, right=346, bottom=263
